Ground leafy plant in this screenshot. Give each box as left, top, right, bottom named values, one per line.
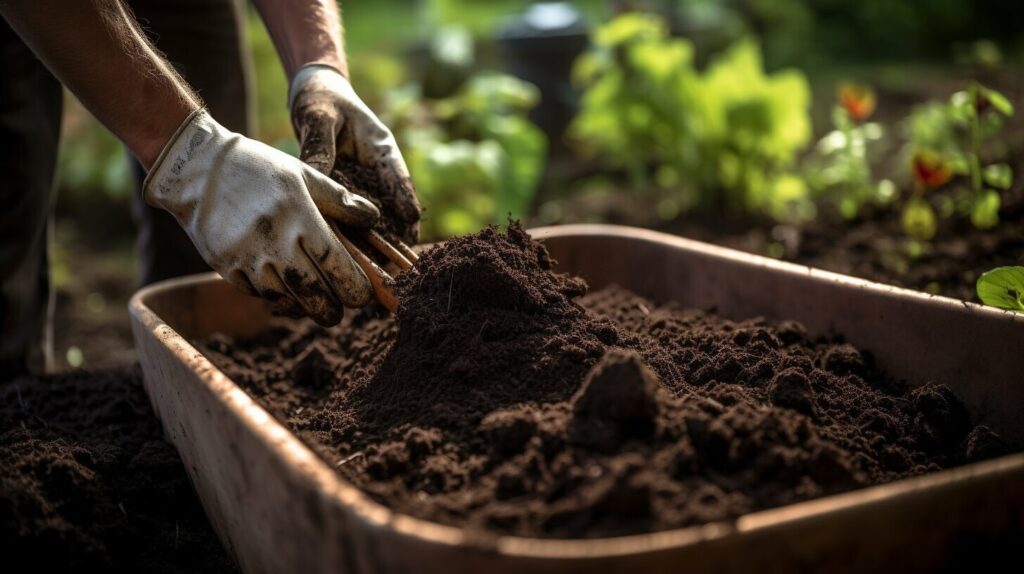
left=902, top=82, right=1015, bottom=239
left=386, top=73, right=546, bottom=239
left=570, top=13, right=699, bottom=191
left=569, top=13, right=813, bottom=221
left=804, top=83, right=895, bottom=219
left=977, top=266, right=1024, bottom=311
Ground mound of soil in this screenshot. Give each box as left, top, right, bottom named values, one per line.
left=0, top=368, right=236, bottom=572
left=199, top=223, right=1013, bottom=538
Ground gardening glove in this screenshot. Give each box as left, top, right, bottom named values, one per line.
left=289, top=64, right=421, bottom=244
left=143, top=108, right=381, bottom=326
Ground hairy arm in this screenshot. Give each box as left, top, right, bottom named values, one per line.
left=0, top=0, right=200, bottom=169
left=251, top=0, right=348, bottom=78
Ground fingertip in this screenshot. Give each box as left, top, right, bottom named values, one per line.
left=309, top=302, right=344, bottom=327
left=348, top=193, right=381, bottom=227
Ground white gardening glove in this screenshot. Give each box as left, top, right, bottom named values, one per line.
left=144, top=108, right=381, bottom=326
left=289, top=64, right=421, bottom=244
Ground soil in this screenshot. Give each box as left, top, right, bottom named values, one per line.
left=664, top=198, right=1024, bottom=303
left=197, top=223, right=1014, bottom=539
left=333, top=157, right=419, bottom=246
left=0, top=367, right=237, bottom=572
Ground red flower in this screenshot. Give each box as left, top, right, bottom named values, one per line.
left=839, top=83, right=876, bottom=121
left=911, top=151, right=953, bottom=188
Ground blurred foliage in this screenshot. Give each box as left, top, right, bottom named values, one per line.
left=804, top=85, right=895, bottom=219
left=901, top=82, right=1014, bottom=238
left=386, top=67, right=546, bottom=238
left=570, top=13, right=812, bottom=221
left=676, top=0, right=1024, bottom=70
left=57, top=104, right=133, bottom=199
left=426, top=0, right=606, bottom=35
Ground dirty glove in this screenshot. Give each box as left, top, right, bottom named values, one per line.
left=144, top=108, right=381, bottom=326
left=289, top=64, right=421, bottom=244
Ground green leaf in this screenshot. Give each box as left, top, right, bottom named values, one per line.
left=983, top=163, right=1013, bottom=190
left=978, top=85, right=1014, bottom=116
left=901, top=198, right=937, bottom=241
left=970, top=189, right=1001, bottom=229
left=949, top=90, right=975, bottom=118
left=977, top=266, right=1024, bottom=311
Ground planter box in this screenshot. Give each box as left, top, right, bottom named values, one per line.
left=129, top=224, right=1024, bottom=574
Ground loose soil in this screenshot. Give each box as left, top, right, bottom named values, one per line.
left=668, top=203, right=1024, bottom=303
left=198, top=223, right=1013, bottom=539
left=0, top=368, right=236, bottom=572
left=333, top=157, right=419, bottom=246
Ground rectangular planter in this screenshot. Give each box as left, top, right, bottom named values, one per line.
left=129, top=224, right=1024, bottom=574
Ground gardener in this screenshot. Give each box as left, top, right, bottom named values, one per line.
left=0, top=0, right=420, bottom=377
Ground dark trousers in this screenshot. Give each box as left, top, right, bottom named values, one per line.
left=0, top=0, right=253, bottom=378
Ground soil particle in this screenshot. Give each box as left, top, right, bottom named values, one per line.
left=0, top=368, right=235, bottom=572
left=198, top=223, right=1014, bottom=539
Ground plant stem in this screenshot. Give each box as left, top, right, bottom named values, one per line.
left=969, top=84, right=983, bottom=195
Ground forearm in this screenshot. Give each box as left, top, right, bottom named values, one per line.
left=251, top=0, right=347, bottom=79
left=0, top=0, right=200, bottom=168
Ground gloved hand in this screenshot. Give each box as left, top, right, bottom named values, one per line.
left=289, top=64, right=421, bottom=244
left=144, top=108, right=381, bottom=326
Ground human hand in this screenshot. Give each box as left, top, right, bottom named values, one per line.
left=289, top=65, right=421, bottom=244
left=144, top=109, right=380, bottom=325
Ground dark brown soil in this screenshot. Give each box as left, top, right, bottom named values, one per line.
left=333, top=157, right=419, bottom=246
left=674, top=205, right=1024, bottom=303
left=0, top=368, right=236, bottom=572
left=786, top=211, right=1024, bottom=302
left=198, top=223, right=1013, bottom=539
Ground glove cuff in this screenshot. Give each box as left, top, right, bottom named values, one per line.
left=288, top=63, right=349, bottom=110
left=142, top=107, right=225, bottom=209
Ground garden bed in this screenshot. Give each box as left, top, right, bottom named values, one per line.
left=655, top=199, right=1024, bottom=303
left=196, top=224, right=1013, bottom=538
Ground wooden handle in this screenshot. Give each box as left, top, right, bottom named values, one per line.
left=393, top=238, right=420, bottom=263
left=330, top=223, right=398, bottom=312
left=367, top=230, right=414, bottom=271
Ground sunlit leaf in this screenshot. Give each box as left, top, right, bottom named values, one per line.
left=970, top=189, right=1001, bottom=229
left=977, top=266, right=1024, bottom=311
left=977, top=85, right=1014, bottom=117
left=982, top=163, right=1012, bottom=190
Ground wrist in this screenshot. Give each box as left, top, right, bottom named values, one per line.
left=134, top=102, right=204, bottom=170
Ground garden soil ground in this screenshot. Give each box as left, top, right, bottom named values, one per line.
left=0, top=367, right=236, bottom=572
left=659, top=198, right=1024, bottom=303
left=199, top=223, right=1014, bottom=539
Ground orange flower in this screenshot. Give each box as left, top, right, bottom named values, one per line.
left=838, top=83, right=876, bottom=121
left=911, top=151, right=953, bottom=188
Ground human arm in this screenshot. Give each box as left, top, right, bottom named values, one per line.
left=0, top=0, right=197, bottom=168
left=0, top=0, right=382, bottom=324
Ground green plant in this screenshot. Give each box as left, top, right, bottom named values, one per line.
left=977, top=266, right=1024, bottom=311
left=804, top=83, right=895, bottom=219
left=570, top=13, right=699, bottom=190
left=902, top=82, right=1015, bottom=239
left=569, top=13, right=813, bottom=221
left=387, top=73, right=546, bottom=239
